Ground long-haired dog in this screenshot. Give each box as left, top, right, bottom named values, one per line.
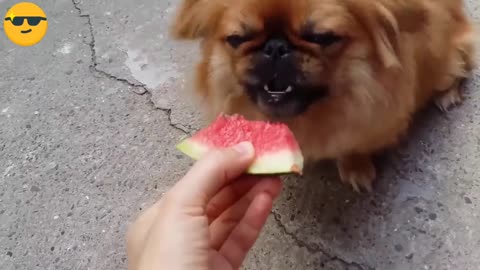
left=170, top=0, right=476, bottom=191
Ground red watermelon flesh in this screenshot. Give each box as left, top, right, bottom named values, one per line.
left=176, top=114, right=304, bottom=175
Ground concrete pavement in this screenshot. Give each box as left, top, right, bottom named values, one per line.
left=0, top=0, right=479, bottom=269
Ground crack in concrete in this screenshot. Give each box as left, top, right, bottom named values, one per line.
left=144, top=91, right=192, bottom=134
left=71, top=0, right=189, bottom=135
left=272, top=211, right=374, bottom=270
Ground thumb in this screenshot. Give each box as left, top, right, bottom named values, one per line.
left=172, top=141, right=256, bottom=206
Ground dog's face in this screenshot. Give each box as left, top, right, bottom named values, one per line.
left=218, top=0, right=355, bottom=118
left=171, top=0, right=424, bottom=118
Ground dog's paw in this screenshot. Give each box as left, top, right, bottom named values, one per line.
left=435, top=80, right=464, bottom=112
left=337, top=155, right=376, bottom=193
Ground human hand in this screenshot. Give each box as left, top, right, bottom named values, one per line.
left=126, top=142, right=283, bottom=270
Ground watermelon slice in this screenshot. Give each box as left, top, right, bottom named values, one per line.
left=176, top=114, right=304, bottom=175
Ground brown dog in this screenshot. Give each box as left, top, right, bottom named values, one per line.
left=170, top=0, right=476, bottom=192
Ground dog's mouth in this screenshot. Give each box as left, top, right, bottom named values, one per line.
left=245, top=83, right=328, bottom=118
left=21, top=29, right=32, bottom=34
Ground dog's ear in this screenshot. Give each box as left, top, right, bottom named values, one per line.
left=170, top=0, right=225, bottom=39
left=349, top=0, right=427, bottom=68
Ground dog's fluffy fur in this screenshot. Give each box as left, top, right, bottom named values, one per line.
left=170, top=0, right=476, bottom=191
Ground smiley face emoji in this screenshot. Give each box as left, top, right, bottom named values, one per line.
left=4, top=2, right=48, bottom=46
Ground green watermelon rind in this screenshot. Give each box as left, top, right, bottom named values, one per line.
left=176, top=139, right=304, bottom=175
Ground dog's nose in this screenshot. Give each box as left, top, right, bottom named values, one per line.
left=263, top=38, right=291, bottom=59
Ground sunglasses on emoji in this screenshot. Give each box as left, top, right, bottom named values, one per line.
left=4, top=16, right=47, bottom=26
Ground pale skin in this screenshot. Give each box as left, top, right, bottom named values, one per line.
left=126, top=142, right=283, bottom=270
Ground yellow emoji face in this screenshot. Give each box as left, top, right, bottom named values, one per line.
left=3, top=2, right=48, bottom=47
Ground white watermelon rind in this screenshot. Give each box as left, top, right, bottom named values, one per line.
left=176, top=139, right=304, bottom=175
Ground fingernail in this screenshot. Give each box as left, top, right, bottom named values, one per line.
left=232, top=141, right=254, bottom=156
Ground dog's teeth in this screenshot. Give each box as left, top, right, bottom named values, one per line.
left=264, top=85, right=269, bottom=91
left=285, top=86, right=293, bottom=93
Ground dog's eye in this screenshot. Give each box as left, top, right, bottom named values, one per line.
left=226, top=35, right=250, bottom=48
left=303, top=32, right=342, bottom=47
